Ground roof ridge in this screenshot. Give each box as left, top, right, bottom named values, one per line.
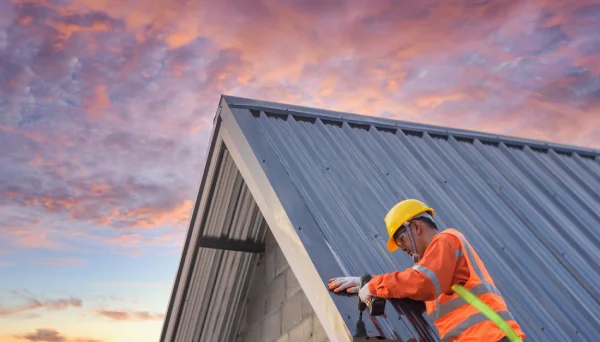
left=222, top=94, right=599, bottom=159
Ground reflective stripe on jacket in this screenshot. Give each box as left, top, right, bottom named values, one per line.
left=425, top=228, right=525, bottom=341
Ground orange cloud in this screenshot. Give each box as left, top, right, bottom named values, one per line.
left=13, top=328, right=103, bottom=342
left=8, top=229, right=57, bottom=249
left=116, top=199, right=192, bottom=229
left=0, top=294, right=82, bottom=317
left=85, top=86, right=111, bottom=119
left=94, top=309, right=164, bottom=322
left=29, top=156, right=54, bottom=167
left=108, top=233, right=142, bottom=248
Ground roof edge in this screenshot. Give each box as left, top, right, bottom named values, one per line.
left=222, top=94, right=599, bottom=158
left=218, top=100, right=356, bottom=342
left=159, top=99, right=226, bottom=342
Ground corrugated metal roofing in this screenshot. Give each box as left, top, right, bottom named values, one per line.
left=161, top=95, right=600, bottom=342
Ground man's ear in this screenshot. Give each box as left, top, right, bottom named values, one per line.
left=414, top=220, right=423, bottom=235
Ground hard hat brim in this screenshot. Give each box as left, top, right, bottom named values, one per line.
left=386, top=238, right=398, bottom=252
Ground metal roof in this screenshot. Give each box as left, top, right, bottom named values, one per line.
left=160, top=95, right=600, bottom=342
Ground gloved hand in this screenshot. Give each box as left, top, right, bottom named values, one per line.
left=358, top=282, right=373, bottom=304
left=328, top=276, right=360, bottom=293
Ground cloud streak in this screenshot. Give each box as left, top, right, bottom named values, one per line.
left=14, top=328, right=103, bottom=342
left=94, top=309, right=164, bottom=322
left=0, top=291, right=82, bottom=317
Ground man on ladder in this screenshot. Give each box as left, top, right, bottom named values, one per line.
left=328, top=199, right=526, bottom=342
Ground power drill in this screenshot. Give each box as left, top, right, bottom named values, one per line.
left=358, top=273, right=386, bottom=316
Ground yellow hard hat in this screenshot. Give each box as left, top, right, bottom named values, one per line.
left=385, top=199, right=434, bottom=252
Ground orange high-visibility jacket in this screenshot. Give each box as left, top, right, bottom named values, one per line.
left=368, top=228, right=526, bottom=341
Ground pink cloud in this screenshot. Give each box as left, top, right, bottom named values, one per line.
left=8, top=229, right=58, bottom=249
left=94, top=309, right=164, bottom=322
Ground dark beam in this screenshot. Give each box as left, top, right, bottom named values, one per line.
left=197, top=236, right=265, bottom=253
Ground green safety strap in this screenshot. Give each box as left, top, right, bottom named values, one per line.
left=451, top=284, right=523, bottom=342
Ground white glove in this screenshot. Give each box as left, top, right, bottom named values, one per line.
left=328, top=276, right=360, bottom=293
left=358, top=283, right=373, bottom=304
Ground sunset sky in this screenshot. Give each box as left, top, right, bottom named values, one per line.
left=1, top=0, right=599, bottom=341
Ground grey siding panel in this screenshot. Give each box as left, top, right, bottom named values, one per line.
left=231, top=103, right=600, bottom=341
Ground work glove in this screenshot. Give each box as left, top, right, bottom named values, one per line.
left=358, top=282, right=373, bottom=304
left=328, top=276, right=360, bottom=293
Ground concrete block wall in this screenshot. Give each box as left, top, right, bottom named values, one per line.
left=235, top=229, right=330, bottom=342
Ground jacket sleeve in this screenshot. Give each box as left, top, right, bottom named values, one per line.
left=368, top=236, right=461, bottom=301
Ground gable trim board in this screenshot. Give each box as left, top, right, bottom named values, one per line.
left=160, top=95, right=600, bottom=342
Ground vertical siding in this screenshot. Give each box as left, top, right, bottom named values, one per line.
left=170, top=148, right=268, bottom=342
left=239, top=108, right=600, bottom=341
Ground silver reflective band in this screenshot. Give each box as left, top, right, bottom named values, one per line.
left=448, top=232, right=488, bottom=285
left=428, top=282, right=503, bottom=320
left=433, top=298, right=440, bottom=321
left=455, top=248, right=463, bottom=259
left=412, top=265, right=442, bottom=296
left=440, top=310, right=516, bottom=341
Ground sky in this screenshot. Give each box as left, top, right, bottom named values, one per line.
left=1, top=0, right=599, bottom=341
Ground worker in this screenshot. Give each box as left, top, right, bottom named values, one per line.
left=328, top=199, right=526, bottom=342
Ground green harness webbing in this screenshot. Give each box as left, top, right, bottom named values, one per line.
left=451, top=284, right=523, bottom=342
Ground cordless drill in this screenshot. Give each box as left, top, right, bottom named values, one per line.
left=358, top=273, right=386, bottom=316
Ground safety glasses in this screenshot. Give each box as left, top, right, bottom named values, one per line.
left=394, top=221, right=412, bottom=246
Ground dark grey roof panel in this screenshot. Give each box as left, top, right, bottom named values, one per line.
left=225, top=96, right=600, bottom=341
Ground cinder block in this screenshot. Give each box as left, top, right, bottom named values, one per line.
left=277, top=332, right=290, bottom=342
left=275, top=246, right=289, bottom=276
left=265, top=246, right=276, bottom=281
left=289, top=316, right=312, bottom=341
left=240, top=321, right=262, bottom=342
left=266, top=271, right=286, bottom=313
left=250, top=257, right=266, bottom=293
left=312, top=314, right=329, bottom=342
left=301, top=292, right=314, bottom=319
left=262, top=310, right=282, bottom=342
left=282, top=291, right=304, bottom=332
left=265, top=228, right=277, bottom=253
left=246, top=287, right=266, bottom=326
left=285, top=267, right=301, bottom=299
